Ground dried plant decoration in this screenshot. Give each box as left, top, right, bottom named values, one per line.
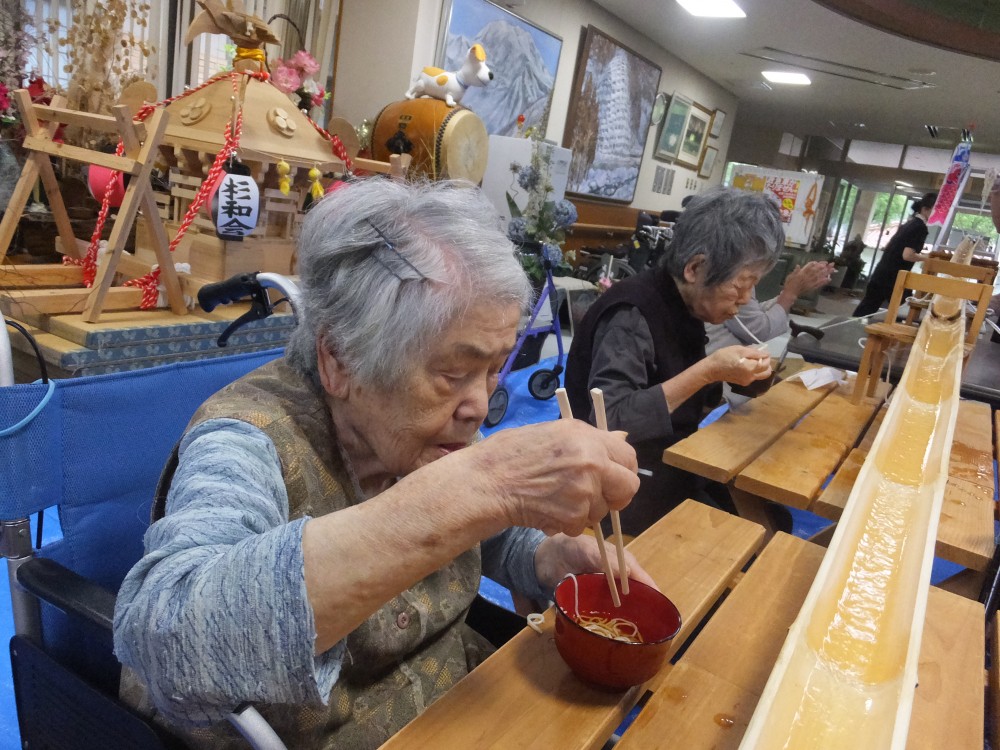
left=52, top=0, right=155, bottom=147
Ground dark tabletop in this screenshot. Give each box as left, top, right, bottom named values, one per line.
left=788, top=315, right=1000, bottom=408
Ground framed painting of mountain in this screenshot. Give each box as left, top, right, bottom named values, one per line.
left=438, top=0, right=563, bottom=137
left=563, top=25, right=661, bottom=203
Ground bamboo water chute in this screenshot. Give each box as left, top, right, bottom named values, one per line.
left=738, top=250, right=978, bottom=748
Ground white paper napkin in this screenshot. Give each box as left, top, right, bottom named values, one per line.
left=786, top=367, right=847, bottom=390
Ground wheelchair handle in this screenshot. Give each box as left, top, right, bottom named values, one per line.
left=198, top=273, right=262, bottom=313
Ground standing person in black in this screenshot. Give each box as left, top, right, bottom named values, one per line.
left=564, top=187, right=785, bottom=536
left=853, top=192, right=937, bottom=317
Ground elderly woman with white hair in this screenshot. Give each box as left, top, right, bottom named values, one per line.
left=113, top=179, right=647, bottom=749
left=565, top=187, right=786, bottom=536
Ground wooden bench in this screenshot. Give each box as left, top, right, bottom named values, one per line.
left=663, top=371, right=996, bottom=576
left=563, top=198, right=647, bottom=258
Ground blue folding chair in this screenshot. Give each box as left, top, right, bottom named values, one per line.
left=0, top=340, right=287, bottom=748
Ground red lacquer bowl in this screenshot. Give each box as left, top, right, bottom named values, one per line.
left=553, top=573, right=681, bottom=690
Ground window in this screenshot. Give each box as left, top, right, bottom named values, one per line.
left=824, top=179, right=859, bottom=251
left=24, top=0, right=161, bottom=97
left=16, top=0, right=337, bottom=123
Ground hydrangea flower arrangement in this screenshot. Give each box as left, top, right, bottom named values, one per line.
left=506, top=133, right=577, bottom=284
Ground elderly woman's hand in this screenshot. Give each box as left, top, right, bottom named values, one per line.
left=465, top=420, right=640, bottom=537
left=704, top=344, right=772, bottom=386
left=533, top=532, right=658, bottom=594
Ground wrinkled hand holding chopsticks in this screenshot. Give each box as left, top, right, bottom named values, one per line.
left=554, top=387, right=629, bottom=607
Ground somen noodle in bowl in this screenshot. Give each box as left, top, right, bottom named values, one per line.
left=552, top=572, right=681, bottom=689
left=563, top=573, right=645, bottom=644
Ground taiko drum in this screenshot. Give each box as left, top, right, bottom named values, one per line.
left=371, top=98, right=488, bottom=183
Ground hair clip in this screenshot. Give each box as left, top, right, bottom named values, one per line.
left=366, top=220, right=427, bottom=281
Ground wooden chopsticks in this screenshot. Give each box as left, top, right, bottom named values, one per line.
left=590, top=387, right=630, bottom=598
left=554, top=387, right=626, bottom=607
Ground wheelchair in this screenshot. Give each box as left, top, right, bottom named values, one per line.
left=1, top=272, right=523, bottom=749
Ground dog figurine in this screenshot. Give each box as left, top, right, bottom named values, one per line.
left=405, top=43, right=493, bottom=107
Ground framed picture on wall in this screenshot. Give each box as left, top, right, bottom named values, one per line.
left=563, top=24, right=661, bottom=203
left=709, top=108, right=726, bottom=139
left=437, top=0, right=563, bottom=137
left=675, top=101, right=713, bottom=170
left=698, top=145, right=718, bottom=179
left=653, top=92, right=690, bottom=162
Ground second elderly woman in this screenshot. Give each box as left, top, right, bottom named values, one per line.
left=114, top=178, right=649, bottom=749
left=565, top=187, right=785, bottom=536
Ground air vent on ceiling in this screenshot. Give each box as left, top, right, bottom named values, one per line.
left=924, top=124, right=974, bottom=142
left=741, top=47, right=937, bottom=91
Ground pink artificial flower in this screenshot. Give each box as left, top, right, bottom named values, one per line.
left=0, top=83, right=10, bottom=113
left=270, top=61, right=302, bottom=94
left=290, top=49, right=320, bottom=77
left=310, top=88, right=326, bottom=109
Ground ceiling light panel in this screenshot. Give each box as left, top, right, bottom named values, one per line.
left=762, top=70, right=811, bottom=85
left=744, top=47, right=936, bottom=91
left=675, top=0, right=746, bottom=18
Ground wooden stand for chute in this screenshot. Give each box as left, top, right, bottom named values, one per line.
left=0, top=90, right=185, bottom=322
left=903, top=257, right=997, bottom=326
left=852, top=238, right=993, bottom=401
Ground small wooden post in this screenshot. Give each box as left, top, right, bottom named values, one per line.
left=0, top=92, right=75, bottom=263
left=83, top=107, right=173, bottom=322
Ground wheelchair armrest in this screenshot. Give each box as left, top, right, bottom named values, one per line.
left=16, top=557, right=115, bottom=632
left=16, top=560, right=289, bottom=749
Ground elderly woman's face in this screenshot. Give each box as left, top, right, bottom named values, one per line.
left=683, top=255, right=763, bottom=324
left=331, top=302, right=520, bottom=479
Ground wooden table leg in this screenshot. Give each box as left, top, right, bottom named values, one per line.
left=853, top=337, right=877, bottom=402
left=935, top=567, right=987, bottom=600
left=807, top=524, right=836, bottom=548
left=866, top=338, right=889, bottom=398
left=728, top=484, right=778, bottom=543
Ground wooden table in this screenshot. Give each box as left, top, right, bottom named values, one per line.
left=615, top=533, right=985, bottom=749
left=380, top=500, right=765, bottom=750
left=787, top=315, right=1000, bottom=409
left=380, top=503, right=985, bottom=749
left=663, top=373, right=997, bottom=575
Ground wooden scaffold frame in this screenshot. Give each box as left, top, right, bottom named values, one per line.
left=0, top=89, right=185, bottom=323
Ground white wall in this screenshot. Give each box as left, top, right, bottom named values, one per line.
left=333, top=0, right=421, bottom=127
left=332, top=0, right=738, bottom=212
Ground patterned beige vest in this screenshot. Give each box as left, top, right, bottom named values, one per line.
left=124, top=358, right=490, bottom=749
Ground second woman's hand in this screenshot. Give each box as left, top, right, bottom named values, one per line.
left=533, top=532, right=658, bottom=595
left=705, top=344, right=773, bottom=386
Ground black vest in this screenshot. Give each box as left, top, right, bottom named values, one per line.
left=564, top=266, right=710, bottom=441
